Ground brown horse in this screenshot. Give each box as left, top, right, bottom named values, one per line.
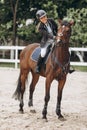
left=13, top=19, right=74, bottom=119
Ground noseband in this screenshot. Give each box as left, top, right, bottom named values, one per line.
left=57, top=25, right=65, bottom=37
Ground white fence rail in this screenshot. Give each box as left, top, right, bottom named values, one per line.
left=69, top=47, right=87, bottom=67
left=0, top=46, right=25, bottom=68
left=0, top=46, right=87, bottom=68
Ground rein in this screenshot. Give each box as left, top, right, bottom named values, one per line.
left=54, top=54, right=70, bottom=74
left=51, top=44, right=70, bottom=74
left=51, top=28, right=70, bottom=74
left=54, top=40, right=66, bottom=47
left=50, top=23, right=72, bottom=74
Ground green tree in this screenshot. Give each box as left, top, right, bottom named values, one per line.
left=0, top=0, right=87, bottom=45
left=10, top=0, right=19, bottom=45
left=0, top=0, right=58, bottom=45
left=64, top=8, right=87, bottom=47
left=56, top=0, right=87, bottom=18
left=41, top=1, right=58, bottom=19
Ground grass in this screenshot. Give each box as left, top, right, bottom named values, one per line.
left=73, top=66, right=87, bottom=72
left=0, top=63, right=20, bottom=68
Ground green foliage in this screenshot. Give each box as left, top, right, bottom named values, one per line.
left=0, top=21, right=13, bottom=42
left=17, top=23, right=41, bottom=43
left=0, top=0, right=58, bottom=44
left=64, top=8, right=87, bottom=47
left=0, top=1, right=12, bottom=23
left=42, top=1, right=58, bottom=19
left=57, top=0, right=87, bottom=18
left=0, top=0, right=87, bottom=46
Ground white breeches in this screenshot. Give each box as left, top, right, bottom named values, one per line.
left=41, top=47, right=47, bottom=58
left=40, top=39, right=54, bottom=58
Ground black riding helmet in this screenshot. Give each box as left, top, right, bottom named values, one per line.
left=36, top=10, right=46, bottom=19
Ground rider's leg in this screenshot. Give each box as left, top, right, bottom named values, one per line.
left=35, top=41, right=53, bottom=73
left=69, top=67, right=75, bottom=74
left=69, top=52, right=75, bottom=74
left=35, top=55, right=43, bottom=73
left=35, top=47, right=46, bottom=73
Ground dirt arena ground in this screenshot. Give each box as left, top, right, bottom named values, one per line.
left=0, top=67, right=87, bottom=130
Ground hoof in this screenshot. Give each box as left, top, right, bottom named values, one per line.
left=28, top=101, right=33, bottom=107
left=42, top=116, right=47, bottom=119
left=30, top=109, right=36, bottom=114
left=19, top=109, right=24, bottom=114
left=58, top=115, right=66, bottom=121
left=58, top=114, right=63, bottom=118
left=42, top=116, right=48, bottom=122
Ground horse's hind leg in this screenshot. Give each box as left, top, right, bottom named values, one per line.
left=28, top=72, right=39, bottom=107
left=13, top=69, right=28, bottom=113
left=19, top=69, right=29, bottom=113
left=56, top=77, right=66, bottom=119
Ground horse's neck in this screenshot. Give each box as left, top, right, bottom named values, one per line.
left=55, top=45, right=69, bottom=63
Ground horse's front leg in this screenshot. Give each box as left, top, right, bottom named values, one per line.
left=42, top=76, right=53, bottom=119
left=56, top=77, right=66, bottom=119
left=28, top=73, right=39, bottom=107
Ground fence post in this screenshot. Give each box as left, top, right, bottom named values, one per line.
left=15, top=46, right=18, bottom=69
left=10, top=49, right=14, bottom=59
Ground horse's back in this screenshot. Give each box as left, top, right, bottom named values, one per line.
left=20, top=43, right=40, bottom=60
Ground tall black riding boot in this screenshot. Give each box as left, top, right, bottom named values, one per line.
left=69, top=69, right=75, bottom=74
left=35, top=55, right=43, bottom=73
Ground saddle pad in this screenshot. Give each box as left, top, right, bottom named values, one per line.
left=31, top=47, right=41, bottom=62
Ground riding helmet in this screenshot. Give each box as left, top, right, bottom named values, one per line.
left=36, top=10, right=46, bottom=19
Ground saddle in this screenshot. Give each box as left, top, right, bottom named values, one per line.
left=31, top=46, right=51, bottom=64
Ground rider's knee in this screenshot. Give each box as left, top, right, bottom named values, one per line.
left=41, top=48, right=46, bottom=57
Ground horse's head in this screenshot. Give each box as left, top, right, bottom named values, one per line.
left=56, top=19, right=74, bottom=45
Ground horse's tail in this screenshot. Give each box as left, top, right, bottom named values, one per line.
left=12, top=74, right=21, bottom=100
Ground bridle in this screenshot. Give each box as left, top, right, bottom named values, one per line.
left=55, top=25, right=71, bottom=47
left=56, top=25, right=65, bottom=45
left=57, top=25, right=65, bottom=37
left=51, top=25, right=70, bottom=74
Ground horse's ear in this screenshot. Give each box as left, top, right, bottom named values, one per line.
left=69, top=20, right=75, bottom=26
left=58, top=19, right=62, bottom=25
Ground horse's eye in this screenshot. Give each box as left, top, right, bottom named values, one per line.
left=66, top=29, right=70, bottom=33
left=67, top=30, right=69, bottom=32
left=65, top=26, right=69, bottom=31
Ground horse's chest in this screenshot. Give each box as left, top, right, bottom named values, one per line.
left=54, top=68, right=66, bottom=80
